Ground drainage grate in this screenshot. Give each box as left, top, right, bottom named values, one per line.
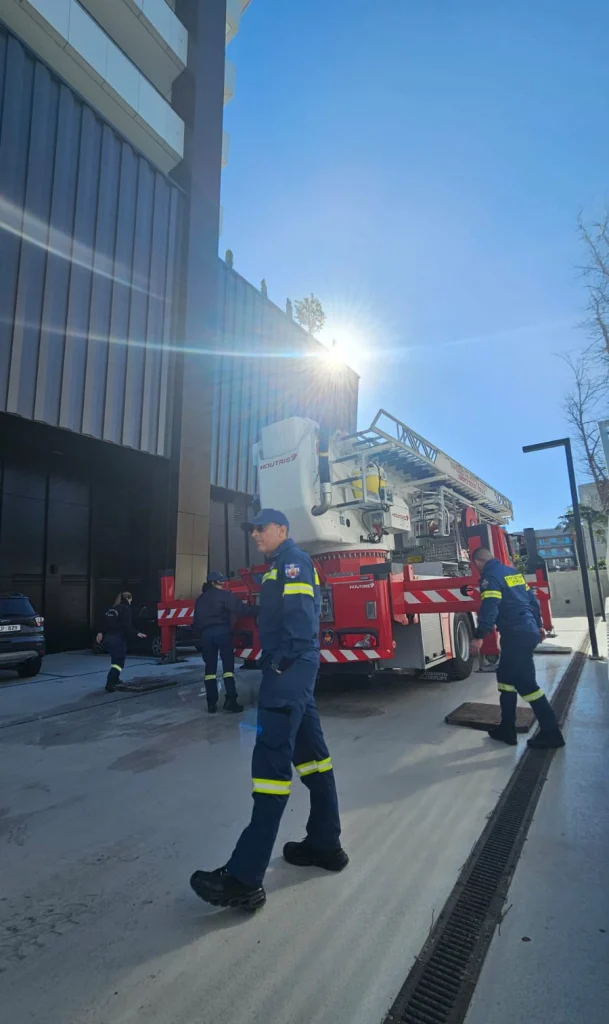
left=385, top=643, right=588, bottom=1024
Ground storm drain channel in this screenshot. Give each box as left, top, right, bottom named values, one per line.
left=384, top=639, right=589, bottom=1024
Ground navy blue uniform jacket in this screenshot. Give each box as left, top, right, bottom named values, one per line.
left=474, top=558, right=541, bottom=641
left=258, top=538, right=320, bottom=663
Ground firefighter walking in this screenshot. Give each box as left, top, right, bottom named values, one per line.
left=96, top=591, right=146, bottom=693
left=190, top=509, right=348, bottom=911
left=470, top=547, right=565, bottom=749
left=193, top=572, right=253, bottom=714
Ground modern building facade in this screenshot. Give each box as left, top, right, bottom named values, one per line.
left=533, top=529, right=576, bottom=571
left=0, top=1, right=358, bottom=649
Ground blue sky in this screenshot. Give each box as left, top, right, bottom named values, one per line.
left=221, top=0, right=609, bottom=530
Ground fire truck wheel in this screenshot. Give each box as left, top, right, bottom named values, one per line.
left=447, top=614, right=474, bottom=680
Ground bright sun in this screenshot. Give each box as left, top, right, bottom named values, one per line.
left=319, top=326, right=367, bottom=371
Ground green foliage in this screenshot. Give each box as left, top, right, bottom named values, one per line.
left=294, top=293, right=326, bottom=336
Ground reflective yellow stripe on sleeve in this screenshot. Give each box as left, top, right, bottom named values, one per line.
left=522, top=689, right=544, bottom=703
left=283, top=582, right=315, bottom=598
left=481, top=590, right=502, bottom=600
left=262, top=569, right=278, bottom=583
left=497, top=683, right=517, bottom=693
left=314, top=569, right=320, bottom=585
left=252, top=778, right=291, bottom=796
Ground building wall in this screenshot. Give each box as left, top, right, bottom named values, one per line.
left=211, top=260, right=359, bottom=496
left=0, top=23, right=183, bottom=456
left=0, top=415, right=174, bottom=651
left=548, top=569, right=608, bottom=618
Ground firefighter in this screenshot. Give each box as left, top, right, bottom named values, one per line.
left=193, top=571, right=252, bottom=714
left=96, top=592, right=146, bottom=693
left=470, top=547, right=565, bottom=749
left=190, top=509, right=348, bottom=911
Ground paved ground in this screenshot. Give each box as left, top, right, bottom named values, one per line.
left=467, top=625, right=609, bottom=1024
left=0, top=621, right=591, bottom=1024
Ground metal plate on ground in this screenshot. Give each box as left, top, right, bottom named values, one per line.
left=115, top=669, right=203, bottom=694
left=445, top=701, right=534, bottom=732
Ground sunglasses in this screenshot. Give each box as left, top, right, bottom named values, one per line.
left=250, top=524, right=272, bottom=534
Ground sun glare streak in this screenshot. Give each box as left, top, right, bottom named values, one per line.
left=0, top=197, right=165, bottom=300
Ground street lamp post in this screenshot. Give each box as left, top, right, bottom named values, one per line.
left=523, top=437, right=600, bottom=659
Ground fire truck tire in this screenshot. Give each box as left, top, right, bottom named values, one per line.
left=447, top=614, right=474, bottom=680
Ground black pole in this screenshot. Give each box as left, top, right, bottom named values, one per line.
left=585, top=511, right=605, bottom=622
left=523, top=438, right=600, bottom=657
left=563, top=441, right=599, bottom=656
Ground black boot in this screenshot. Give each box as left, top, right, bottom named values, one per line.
left=105, top=667, right=120, bottom=693
left=283, top=839, right=349, bottom=872
left=207, top=700, right=217, bottom=714
left=487, top=723, right=518, bottom=746
left=224, top=696, right=244, bottom=713
left=527, top=727, right=565, bottom=750
left=190, top=867, right=266, bottom=911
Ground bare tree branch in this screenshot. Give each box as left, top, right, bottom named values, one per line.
left=562, top=351, right=609, bottom=510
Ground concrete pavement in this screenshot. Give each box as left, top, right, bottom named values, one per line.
left=466, top=625, right=609, bottom=1024
left=0, top=620, right=588, bottom=1024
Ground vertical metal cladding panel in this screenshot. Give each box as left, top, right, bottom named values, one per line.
left=211, top=262, right=359, bottom=496
left=0, top=33, right=35, bottom=409
left=34, top=85, right=82, bottom=426
left=0, top=24, right=183, bottom=457
left=102, top=145, right=138, bottom=445
left=59, top=105, right=103, bottom=434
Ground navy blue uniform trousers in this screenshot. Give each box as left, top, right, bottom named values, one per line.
left=105, top=634, right=126, bottom=672
left=497, top=634, right=558, bottom=731
left=201, top=627, right=237, bottom=703
left=227, top=655, right=341, bottom=887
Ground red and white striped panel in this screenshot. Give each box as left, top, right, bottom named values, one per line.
left=320, top=648, right=389, bottom=663
left=525, top=575, right=550, bottom=596
left=235, top=647, right=389, bottom=664
left=235, top=648, right=262, bottom=661
left=402, top=587, right=477, bottom=606
left=158, top=606, right=194, bottom=622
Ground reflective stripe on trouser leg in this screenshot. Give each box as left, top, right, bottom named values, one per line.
left=218, top=633, right=236, bottom=696
left=498, top=638, right=559, bottom=732
left=521, top=690, right=558, bottom=731
left=110, top=664, right=123, bottom=673
left=227, top=659, right=320, bottom=886
left=203, top=672, right=218, bottom=702
left=222, top=670, right=237, bottom=699
left=293, top=701, right=342, bottom=851
left=227, top=701, right=300, bottom=887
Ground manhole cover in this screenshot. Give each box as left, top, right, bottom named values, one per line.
left=445, top=701, right=534, bottom=733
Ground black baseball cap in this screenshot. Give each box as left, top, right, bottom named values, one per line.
left=247, top=508, right=290, bottom=530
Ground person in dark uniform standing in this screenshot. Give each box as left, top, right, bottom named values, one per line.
left=193, top=571, right=252, bottom=714
left=470, top=547, right=565, bottom=749
left=96, top=592, right=146, bottom=693
left=190, top=509, right=348, bottom=911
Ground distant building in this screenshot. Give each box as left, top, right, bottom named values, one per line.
left=534, top=529, right=577, bottom=570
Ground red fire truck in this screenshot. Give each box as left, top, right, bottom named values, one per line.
left=158, top=410, right=552, bottom=680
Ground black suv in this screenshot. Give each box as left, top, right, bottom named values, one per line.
left=0, top=593, right=45, bottom=678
